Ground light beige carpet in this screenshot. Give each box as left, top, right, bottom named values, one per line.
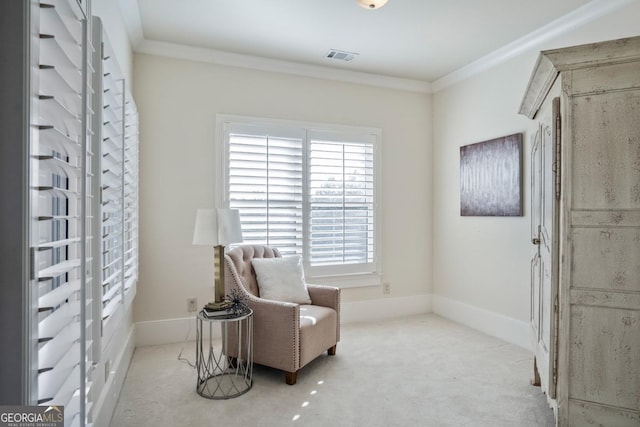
left=110, top=314, right=555, bottom=427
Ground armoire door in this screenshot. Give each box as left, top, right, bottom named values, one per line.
left=530, top=125, right=542, bottom=382
left=531, top=97, right=560, bottom=400
left=561, top=57, right=640, bottom=424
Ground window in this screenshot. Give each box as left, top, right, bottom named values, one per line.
left=217, top=115, right=381, bottom=287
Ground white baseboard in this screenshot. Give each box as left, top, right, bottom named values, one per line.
left=135, top=295, right=530, bottom=350
left=135, top=294, right=433, bottom=347
left=340, top=294, right=432, bottom=323
left=91, top=325, right=136, bottom=427
left=432, top=295, right=532, bottom=351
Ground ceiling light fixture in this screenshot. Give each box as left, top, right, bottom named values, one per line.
left=356, top=0, right=388, bottom=10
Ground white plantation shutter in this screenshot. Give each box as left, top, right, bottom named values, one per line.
left=308, top=133, right=376, bottom=275
left=221, top=117, right=380, bottom=282
left=100, top=70, right=124, bottom=326
left=91, top=17, right=139, bottom=355
left=226, top=124, right=305, bottom=256
left=123, top=94, right=139, bottom=295
left=32, top=0, right=93, bottom=424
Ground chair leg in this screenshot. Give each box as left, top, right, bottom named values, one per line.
left=328, top=345, right=337, bottom=356
left=285, top=371, right=297, bottom=385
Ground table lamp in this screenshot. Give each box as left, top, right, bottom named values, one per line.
left=192, top=208, right=243, bottom=310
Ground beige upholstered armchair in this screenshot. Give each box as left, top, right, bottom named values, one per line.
left=224, top=245, right=340, bottom=385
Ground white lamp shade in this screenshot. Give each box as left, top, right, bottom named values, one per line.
left=192, top=208, right=243, bottom=246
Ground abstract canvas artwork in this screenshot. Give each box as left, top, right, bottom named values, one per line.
left=460, top=133, right=523, bottom=216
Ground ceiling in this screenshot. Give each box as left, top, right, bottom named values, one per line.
left=132, top=0, right=601, bottom=85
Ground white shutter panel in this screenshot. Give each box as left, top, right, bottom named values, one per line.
left=308, top=136, right=376, bottom=273
left=226, top=125, right=304, bottom=256
left=90, top=18, right=138, bottom=376
left=80, top=5, right=95, bottom=421
left=33, top=0, right=92, bottom=424
left=123, top=94, right=139, bottom=296
left=99, top=40, right=124, bottom=327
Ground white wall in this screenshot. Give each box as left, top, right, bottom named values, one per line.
left=432, top=1, right=640, bottom=347
left=133, top=54, right=433, bottom=333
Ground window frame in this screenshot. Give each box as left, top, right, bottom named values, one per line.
left=215, top=114, right=382, bottom=288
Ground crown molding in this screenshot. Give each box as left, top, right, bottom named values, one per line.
left=135, top=39, right=432, bottom=94
left=431, top=0, right=635, bottom=92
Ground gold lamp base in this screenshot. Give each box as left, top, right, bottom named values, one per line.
left=206, top=245, right=229, bottom=312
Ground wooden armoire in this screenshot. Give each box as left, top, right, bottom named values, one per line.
left=520, top=36, right=640, bottom=426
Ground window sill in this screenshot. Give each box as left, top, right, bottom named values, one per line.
left=307, top=273, right=382, bottom=289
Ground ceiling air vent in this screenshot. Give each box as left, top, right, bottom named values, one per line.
left=325, top=49, right=359, bottom=62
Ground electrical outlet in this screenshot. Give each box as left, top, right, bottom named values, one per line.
left=187, top=297, right=198, bottom=312
left=383, top=282, right=391, bottom=295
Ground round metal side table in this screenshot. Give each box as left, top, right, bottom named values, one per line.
left=196, top=308, right=253, bottom=399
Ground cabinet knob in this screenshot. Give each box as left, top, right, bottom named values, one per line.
left=532, top=238, right=541, bottom=245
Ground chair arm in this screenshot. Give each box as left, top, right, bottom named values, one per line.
left=245, top=294, right=301, bottom=372
left=307, top=284, right=340, bottom=343
left=307, top=284, right=340, bottom=311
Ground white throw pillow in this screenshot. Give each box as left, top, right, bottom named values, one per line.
left=252, top=256, right=312, bottom=304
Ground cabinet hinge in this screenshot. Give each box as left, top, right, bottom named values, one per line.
left=554, top=102, right=561, bottom=201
